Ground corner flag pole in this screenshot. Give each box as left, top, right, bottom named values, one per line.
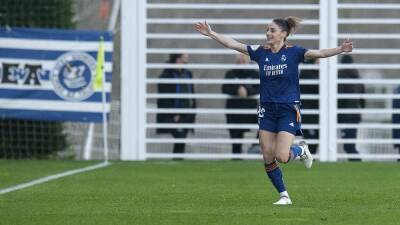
left=95, top=36, right=109, bottom=163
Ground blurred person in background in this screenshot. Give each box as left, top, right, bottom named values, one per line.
left=392, top=86, right=400, bottom=162
left=337, top=55, right=364, bottom=161
left=222, top=54, right=259, bottom=155
left=299, top=58, right=320, bottom=154
left=196, top=17, right=352, bottom=205
left=156, top=54, right=196, bottom=158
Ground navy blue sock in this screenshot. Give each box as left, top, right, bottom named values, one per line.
left=265, top=162, right=286, bottom=193
left=287, top=144, right=303, bottom=162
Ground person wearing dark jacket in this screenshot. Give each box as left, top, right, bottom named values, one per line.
left=338, top=55, right=365, bottom=161
left=156, top=54, right=196, bottom=155
left=391, top=86, right=400, bottom=161
left=222, top=54, right=260, bottom=154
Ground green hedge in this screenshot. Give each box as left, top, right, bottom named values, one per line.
left=0, top=0, right=75, bottom=28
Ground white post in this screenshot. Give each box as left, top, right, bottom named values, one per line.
left=83, top=123, right=94, bottom=160
left=101, top=0, right=120, bottom=163
left=101, top=74, right=109, bottom=163
left=328, top=0, right=339, bottom=162
left=137, top=0, right=147, bottom=161
left=318, top=0, right=329, bottom=162
left=120, top=0, right=146, bottom=160
left=108, top=0, right=120, bottom=32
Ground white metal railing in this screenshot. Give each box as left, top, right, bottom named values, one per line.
left=338, top=34, right=400, bottom=39
left=146, top=79, right=319, bottom=85
left=146, top=123, right=319, bottom=129
left=122, top=0, right=400, bottom=161
left=147, top=18, right=320, bottom=25
left=352, top=49, right=400, bottom=54
left=145, top=138, right=320, bottom=144
left=337, top=123, right=400, bottom=129
left=145, top=153, right=323, bottom=160
left=147, top=3, right=320, bottom=10
left=147, top=33, right=319, bottom=40
left=147, top=93, right=400, bottom=100
left=146, top=63, right=319, bottom=69
left=140, top=0, right=324, bottom=160
left=146, top=108, right=319, bottom=114
left=339, top=19, right=400, bottom=24
left=146, top=94, right=319, bottom=100
left=338, top=79, right=400, bottom=84
left=334, top=1, right=400, bottom=161
left=148, top=48, right=400, bottom=55
left=337, top=139, right=400, bottom=144
left=338, top=3, right=400, bottom=9
left=338, top=64, right=400, bottom=69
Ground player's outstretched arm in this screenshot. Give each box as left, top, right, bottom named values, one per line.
left=304, top=39, right=353, bottom=61
left=195, top=21, right=248, bottom=55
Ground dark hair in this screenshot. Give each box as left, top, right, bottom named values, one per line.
left=340, top=55, right=354, bottom=64
left=272, top=16, right=302, bottom=40
left=168, top=54, right=184, bottom=63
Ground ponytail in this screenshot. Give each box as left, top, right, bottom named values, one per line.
left=272, top=17, right=302, bottom=40
left=285, top=16, right=302, bottom=36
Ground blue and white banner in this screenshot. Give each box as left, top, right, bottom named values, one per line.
left=0, top=27, right=113, bottom=122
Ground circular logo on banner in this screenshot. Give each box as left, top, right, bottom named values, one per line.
left=51, top=52, right=96, bottom=101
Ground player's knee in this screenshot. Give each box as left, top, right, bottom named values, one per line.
left=261, top=149, right=274, bottom=162
left=275, top=154, right=289, bottom=164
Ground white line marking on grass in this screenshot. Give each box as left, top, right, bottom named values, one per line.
left=0, top=161, right=110, bottom=195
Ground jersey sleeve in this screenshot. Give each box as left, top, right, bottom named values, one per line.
left=246, top=45, right=262, bottom=62
left=295, top=45, right=308, bottom=63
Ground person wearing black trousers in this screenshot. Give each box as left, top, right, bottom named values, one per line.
left=337, top=55, right=365, bottom=161
left=222, top=54, right=260, bottom=154
left=156, top=54, right=196, bottom=157
left=391, top=86, right=400, bottom=161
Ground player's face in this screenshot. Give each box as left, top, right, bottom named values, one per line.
left=266, top=22, right=287, bottom=45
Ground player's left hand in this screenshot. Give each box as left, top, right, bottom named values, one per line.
left=341, top=39, right=353, bottom=53
left=195, top=21, right=213, bottom=37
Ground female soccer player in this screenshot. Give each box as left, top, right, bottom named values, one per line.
left=195, top=17, right=353, bottom=205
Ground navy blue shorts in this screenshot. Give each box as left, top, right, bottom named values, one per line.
left=257, top=102, right=303, bottom=136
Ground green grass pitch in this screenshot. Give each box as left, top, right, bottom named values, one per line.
left=1, top=160, right=400, bottom=225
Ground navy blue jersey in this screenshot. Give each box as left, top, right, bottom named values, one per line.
left=247, top=44, right=308, bottom=103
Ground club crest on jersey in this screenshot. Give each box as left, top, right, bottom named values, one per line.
left=281, top=55, right=287, bottom=62
left=51, top=52, right=96, bottom=101
left=257, top=106, right=265, bottom=118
